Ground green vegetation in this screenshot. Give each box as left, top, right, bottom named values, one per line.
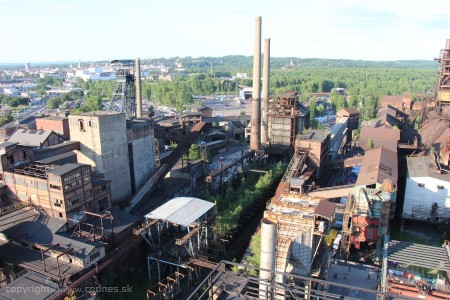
left=245, top=233, right=261, bottom=275
left=367, top=138, right=374, bottom=150
left=206, top=161, right=286, bottom=238
left=0, top=114, right=13, bottom=126
left=46, top=90, right=84, bottom=109
left=0, top=94, right=29, bottom=107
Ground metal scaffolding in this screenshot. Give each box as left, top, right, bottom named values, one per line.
left=110, top=59, right=136, bottom=119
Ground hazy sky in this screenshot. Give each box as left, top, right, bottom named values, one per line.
left=1, top=0, right=449, bottom=63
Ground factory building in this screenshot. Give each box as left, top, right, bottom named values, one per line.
left=69, top=111, right=156, bottom=203
left=2, top=162, right=111, bottom=221
left=403, top=155, right=450, bottom=223
left=267, top=91, right=310, bottom=151
left=351, top=146, right=397, bottom=253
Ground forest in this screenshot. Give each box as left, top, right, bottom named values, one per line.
left=78, top=57, right=437, bottom=121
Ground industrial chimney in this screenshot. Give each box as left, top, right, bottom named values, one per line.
left=250, top=16, right=262, bottom=151
left=259, top=218, right=277, bottom=299
left=261, top=38, right=270, bottom=145
left=135, top=58, right=142, bottom=118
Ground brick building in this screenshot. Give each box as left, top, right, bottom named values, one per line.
left=35, top=116, right=70, bottom=140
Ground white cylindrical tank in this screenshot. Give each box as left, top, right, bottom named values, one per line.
left=259, top=218, right=277, bottom=299
left=333, top=234, right=343, bottom=250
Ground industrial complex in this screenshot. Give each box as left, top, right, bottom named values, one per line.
left=1, top=16, right=450, bottom=300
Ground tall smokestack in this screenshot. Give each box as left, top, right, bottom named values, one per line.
left=250, top=16, right=262, bottom=151
left=261, top=38, right=270, bottom=145
left=135, top=58, right=142, bottom=118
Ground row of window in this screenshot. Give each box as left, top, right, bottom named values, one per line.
left=64, top=172, right=81, bottom=182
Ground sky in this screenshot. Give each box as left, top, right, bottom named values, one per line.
left=1, top=0, right=450, bottom=63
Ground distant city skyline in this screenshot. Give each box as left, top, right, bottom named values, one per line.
left=1, top=0, right=450, bottom=64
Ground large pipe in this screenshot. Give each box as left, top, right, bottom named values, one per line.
left=135, top=58, right=142, bottom=118
left=259, top=218, right=277, bottom=299
left=250, top=16, right=262, bottom=150
left=261, top=38, right=270, bottom=145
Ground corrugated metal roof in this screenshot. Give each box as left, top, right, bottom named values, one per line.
left=7, top=129, right=55, bottom=147
left=355, top=146, right=398, bottom=186
left=388, top=240, right=450, bottom=272
left=314, top=200, right=338, bottom=219
left=145, top=197, right=214, bottom=227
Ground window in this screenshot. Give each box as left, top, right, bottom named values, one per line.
left=4, top=174, right=13, bottom=184
left=418, top=183, right=425, bottom=188
left=79, top=119, right=85, bottom=131
left=53, top=199, right=63, bottom=207
left=65, top=181, right=78, bottom=190
left=83, top=175, right=91, bottom=183
left=6, top=155, right=14, bottom=165
left=90, top=250, right=101, bottom=261
left=49, top=176, right=61, bottom=183
left=50, top=184, right=61, bottom=190
left=15, top=177, right=25, bottom=186
left=23, top=151, right=27, bottom=160
left=88, top=120, right=92, bottom=127
left=37, top=182, right=48, bottom=190
left=438, top=185, right=445, bottom=190
left=67, top=195, right=80, bottom=207
left=59, top=212, right=63, bottom=218
left=26, top=179, right=35, bottom=188
left=83, top=168, right=90, bottom=175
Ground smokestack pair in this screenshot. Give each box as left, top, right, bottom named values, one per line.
left=250, top=17, right=270, bottom=150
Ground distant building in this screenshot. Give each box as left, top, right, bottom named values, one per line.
left=403, top=155, right=450, bottom=223
left=0, top=115, right=36, bottom=137
left=380, top=92, right=412, bottom=114
left=191, top=105, right=212, bottom=118
left=24, top=62, right=30, bottom=72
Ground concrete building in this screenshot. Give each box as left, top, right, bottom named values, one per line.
left=403, top=155, right=450, bottom=223
left=126, top=118, right=155, bottom=194
left=69, top=111, right=131, bottom=203
left=7, top=129, right=65, bottom=149
left=35, top=116, right=70, bottom=140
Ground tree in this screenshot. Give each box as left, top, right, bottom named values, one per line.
left=85, top=95, right=103, bottom=111
left=0, top=114, right=13, bottom=126
left=367, top=138, right=374, bottom=150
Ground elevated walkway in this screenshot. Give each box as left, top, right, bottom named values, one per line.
left=308, top=184, right=355, bottom=198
